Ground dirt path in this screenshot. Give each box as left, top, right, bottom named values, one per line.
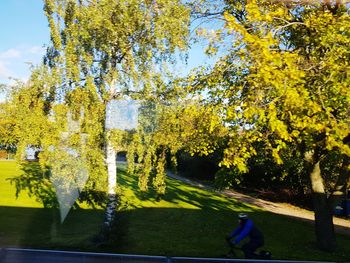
left=167, top=172, right=350, bottom=236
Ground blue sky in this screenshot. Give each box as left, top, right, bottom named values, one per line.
left=0, top=1, right=216, bottom=91
left=0, top=0, right=49, bottom=84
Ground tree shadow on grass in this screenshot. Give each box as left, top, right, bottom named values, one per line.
left=2, top=164, right=349, bottom=261
left=1, top=205, right=349, bottom=261
left=117, top=167, right=256, bottom=212
left=107, top=207, right=350, bottom=262
left=0, top=206, right=105, bottom=251
left=2, top=161, right=108, bottom=250
left=112, top=167, right=350, bottom=261
left=7, top=162, right=59, bottom=208
left=8, top=162, right=108, bottom=210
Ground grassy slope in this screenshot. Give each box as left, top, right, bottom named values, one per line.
left=0, top=160, right=349, bottom=261
left=108, top=164, right=350, bottom=262
left=0, top=161, right=42, bottom=208
left=0, top=160, right=104, bottom=249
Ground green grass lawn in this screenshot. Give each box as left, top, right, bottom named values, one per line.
left=108, top=164, right=350, bottom=262
left=0, top=160, right=104, bottom=249
left=0, top=160, right=42, bottom=208
left=0, top=160, right=349, bottom=261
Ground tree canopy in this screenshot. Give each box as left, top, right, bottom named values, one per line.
left=3, top=0, right=349, bottom=252
left=6, top=0, right=193, bottom=219
left=189, top=0, right=350, bottom=251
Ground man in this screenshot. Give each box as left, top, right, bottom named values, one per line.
left=226, top=213, right=264, bottom=259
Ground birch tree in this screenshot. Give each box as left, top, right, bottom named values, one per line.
left=9, top=0, right=190, bottom=224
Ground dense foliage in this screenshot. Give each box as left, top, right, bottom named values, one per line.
left=3, top=0, right=193, bottom=212
left=1, top=0, right=349, bottom=252
left=189, top=0, right=350, bottom=251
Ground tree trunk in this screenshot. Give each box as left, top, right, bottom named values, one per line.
left=104, top=139, right=117, bottom=226
left=309, top=159, right=337, bottom=252
left=104, top=99, right=117, bottom=226
left=106, top=140, right=117, bottom=196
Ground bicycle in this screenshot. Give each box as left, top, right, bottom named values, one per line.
left=225, top=239, right=272, bottom=260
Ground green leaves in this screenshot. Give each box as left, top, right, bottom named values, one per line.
left=43, top=0, right=191, bottom=100
left=32, top=0, right=193, bottom=198
left=187, top=1, right=350, bottom=178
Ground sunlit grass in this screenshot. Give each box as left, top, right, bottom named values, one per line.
left=0, top=160, right=42, bottom=208
left=1, top=161, right=349, bottom=261
left=109, top=164, right=350, bottom=261
left=0, top=160, right=104, bottom=248
left=117, top=163, right=258, bottom=211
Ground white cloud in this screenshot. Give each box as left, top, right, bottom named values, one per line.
left=0, top=45, right=45, bottom=84
left=0, top=61, right=11, bottom=79
left=0, top=48, right=21, bottom=59
left=28, top=45, right=45, bottom=55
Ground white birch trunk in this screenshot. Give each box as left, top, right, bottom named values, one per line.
left=104, top=91, right=118, bottom=226
left=106, top=140, right=117, bottom=195
left=104, top=138, right=117, bottom=226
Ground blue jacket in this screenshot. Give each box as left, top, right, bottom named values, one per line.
left=228, top=219, right=264, bottom=244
